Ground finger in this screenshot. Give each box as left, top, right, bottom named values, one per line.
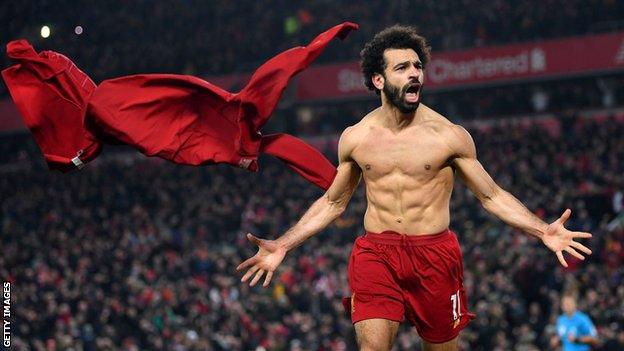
left=564, top=247, right=585, bottom=260
left=572, top=231, right=592, bottom=239
left=556, top=251, right=568, bottom=268
left=570, top=241, right=592, bottom=255
left=241, top=266, right=259, bottom=282
left=558, top=209, right=572, bottom=225
left=250, top=269, right=265, bottom=287
left=236, top=257, right=257, bottom=271
left=263, top=271, right=274, bottom=287
left=246, top=233, right=262, bottom=246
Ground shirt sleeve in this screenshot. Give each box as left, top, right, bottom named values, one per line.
left=581, top=314, right=597, bottom=337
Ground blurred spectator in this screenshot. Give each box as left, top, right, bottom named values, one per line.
left=553, top=292, right=599, bottom=350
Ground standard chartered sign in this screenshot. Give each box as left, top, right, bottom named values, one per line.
left=428, top=48, right=547, bottom=84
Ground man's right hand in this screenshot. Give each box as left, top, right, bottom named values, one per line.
left=236, top=233, right=287, bottom=287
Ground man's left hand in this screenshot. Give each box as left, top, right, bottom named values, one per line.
left=541, top=209, right=592, bottom=267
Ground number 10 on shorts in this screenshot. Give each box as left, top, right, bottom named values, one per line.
left=450, top=290, right=461, bottom=321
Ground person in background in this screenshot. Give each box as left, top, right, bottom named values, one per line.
left=555, top=292, right=599, bottom=351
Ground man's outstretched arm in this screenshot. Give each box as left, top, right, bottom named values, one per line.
left=447, top=124, right=592, bottom=267
left=237, top=127, right=362, bottom=287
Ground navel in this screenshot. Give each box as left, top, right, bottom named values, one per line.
left=365, top=164, right=371, bottom=170
left=396, top=218, right=402, bottom=223
left=424, top=164, right=431, bottom=170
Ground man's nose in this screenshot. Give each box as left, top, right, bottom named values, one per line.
left=407, top=65, right=421, bottom=79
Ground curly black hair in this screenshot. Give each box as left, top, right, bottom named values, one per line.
left=360, top=25, right=431, bottom=94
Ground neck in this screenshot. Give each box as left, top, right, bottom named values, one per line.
left=380, top=97, right=421, bottom=131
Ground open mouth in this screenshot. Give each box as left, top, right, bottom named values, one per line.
left=405, top=83, right=421, bottom=102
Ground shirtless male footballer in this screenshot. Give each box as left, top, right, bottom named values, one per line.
left=236, top=25, right=593, bottom=351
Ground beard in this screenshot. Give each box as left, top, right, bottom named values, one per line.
left=383, top=80, right=421, bottom=114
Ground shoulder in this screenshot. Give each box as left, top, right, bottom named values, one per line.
left=446, top=124, right=476, bottom=158
left=418, top=104, right=469, bottom=137
left=339, top=121, right=364, bottom=149
left=577, top=312, right=593, bottom=323
left=341, top=108, right=379, bottom=143
left=338, top=110, right=374, bottom=161
left=419, top=105, right=475, bottom=157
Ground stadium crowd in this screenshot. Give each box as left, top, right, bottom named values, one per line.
left=2, top=0, right=623, bottom=80
left=2, top=1, right=624, bottom=350
left=2, top=1, right=623, bottom=127
left=3, top=0, right=624, bottom=146
left=2, top=110, right=623, bottom=350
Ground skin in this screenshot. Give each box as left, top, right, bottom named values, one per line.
left=237, top=48, right=593, bottom=351
left=562, top=295, right=578, bottom=316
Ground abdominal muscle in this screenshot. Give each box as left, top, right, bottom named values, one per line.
left=362, top=167, right=454, bottom=235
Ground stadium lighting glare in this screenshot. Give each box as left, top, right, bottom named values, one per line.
left=40, top=25, right=50, bottom=38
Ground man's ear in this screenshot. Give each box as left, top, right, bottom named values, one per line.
left=372, top=73, right=384, bottom=91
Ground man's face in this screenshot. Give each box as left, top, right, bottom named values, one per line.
left=562, top=296, right=577, bottom=315
left=379, top=48, right=424, bottom=113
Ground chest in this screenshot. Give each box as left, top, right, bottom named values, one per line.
left=558, top=318, right=588, bottom=336
left=352, top=128, right=453, bottom=178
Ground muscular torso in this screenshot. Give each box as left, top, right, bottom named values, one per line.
left=348, top=105, right=457, bottom=235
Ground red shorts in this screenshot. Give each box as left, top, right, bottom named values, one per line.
left=343, top=229, right=475, bottom=343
